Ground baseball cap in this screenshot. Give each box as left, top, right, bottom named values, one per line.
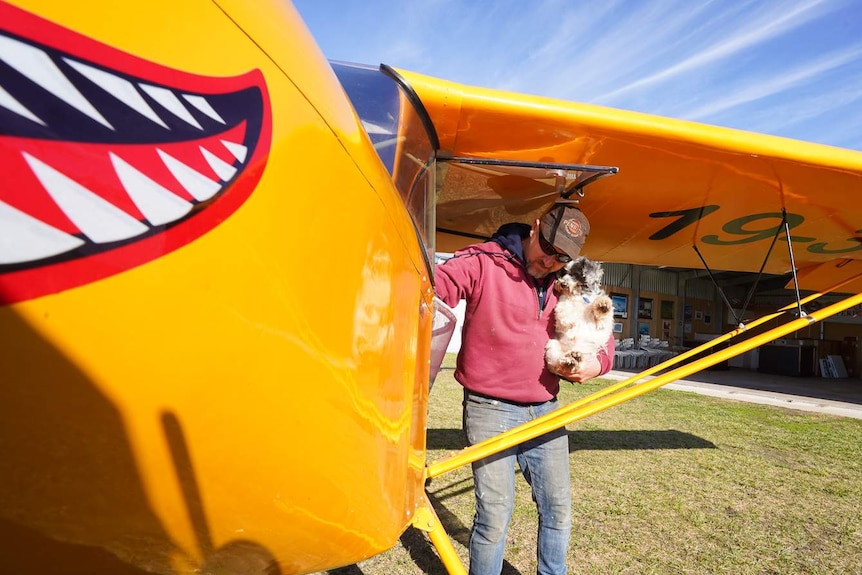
left=540, top=204, right=590, bottom=260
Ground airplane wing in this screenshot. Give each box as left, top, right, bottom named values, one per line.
left=395, top=68, right=862, bottom=289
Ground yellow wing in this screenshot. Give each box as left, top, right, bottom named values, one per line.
left=397, top=68, right=862, bottom=288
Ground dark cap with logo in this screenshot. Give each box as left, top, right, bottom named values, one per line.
left=540, top=204, right=590, bottom=259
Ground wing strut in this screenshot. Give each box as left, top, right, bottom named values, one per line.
left=738, top=209, right=790, bottom=321
left=692, top=208, right=804, bottom=328
left=692, top=244, right=744, bottom=327
left=782, top=208, right=806, bottom=320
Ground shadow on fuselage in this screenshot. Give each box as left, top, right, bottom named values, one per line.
left=0, top=309, right=282, bottom=574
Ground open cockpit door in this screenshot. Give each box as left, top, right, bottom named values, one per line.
left=435, top=156, right=617, bottom=253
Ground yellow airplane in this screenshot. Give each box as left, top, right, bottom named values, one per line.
left=2, top=1, right=862, bottom=574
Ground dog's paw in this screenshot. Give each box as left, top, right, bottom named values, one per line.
left=561, top=351, right=582, bottom=372
left=590, top=295, right=613, bottom=322
left=593, top=294, right=612, bottom=314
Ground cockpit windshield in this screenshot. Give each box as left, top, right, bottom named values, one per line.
left=331, top=61, right=436, bottom=266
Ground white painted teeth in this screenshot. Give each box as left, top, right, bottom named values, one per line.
left=109, top=153, right=193, bottom=226
left=0, top=34, right=113, bottom=129
left=221, top=140, right=248, bottom=163
left=1, top=142, right=245, bottom=265
left=200, top=146, right=237, bottom=181
left=23, top=153, right=149, bottom=243
left=64, top=59, right=170, bottom=129
left=0, top=84, right=45, bottom=126
left=0, top=199, right=84, bottom=264
left=157, top=149, right=221, bottom=201
left=183, top=94, right=226, bottom=124
left=1, top=31, right=223, bottom=132
left=141, top=84, right=203, bottom=130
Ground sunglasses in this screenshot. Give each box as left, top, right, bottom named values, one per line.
left=538, top=232, right=571, bottom=264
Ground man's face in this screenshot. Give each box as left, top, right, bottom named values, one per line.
left=524, top=220, right=569, bottom=278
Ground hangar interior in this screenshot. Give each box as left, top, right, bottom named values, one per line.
left=602, top=263, right=862, bottom=379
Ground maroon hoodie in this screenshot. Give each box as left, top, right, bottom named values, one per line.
left=435, top=224, right=614, bottom=404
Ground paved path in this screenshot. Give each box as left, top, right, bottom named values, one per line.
left=606, top=367, right=862, bottom=420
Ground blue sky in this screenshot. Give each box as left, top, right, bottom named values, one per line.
left=293, top=0, right=862, bottom=151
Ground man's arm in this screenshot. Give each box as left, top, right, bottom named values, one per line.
left=434, top=253, right=478, bottom=308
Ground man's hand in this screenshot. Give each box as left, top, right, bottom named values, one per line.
left=549, top=355, right=602, bottom=384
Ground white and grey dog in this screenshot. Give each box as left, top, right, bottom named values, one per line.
left=545, top=256, right=614, bottom=374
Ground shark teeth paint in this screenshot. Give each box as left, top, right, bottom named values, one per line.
left=0, top=4, right=272, bottom=304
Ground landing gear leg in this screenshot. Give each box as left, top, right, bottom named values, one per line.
left=412, top=492, right=467, bottom=575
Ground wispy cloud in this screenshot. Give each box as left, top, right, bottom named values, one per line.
left=592, top=0, right=837, bottom=102
left=294, top=0, right=862, bottom=150
left=682, top=44, right=862, bottom=120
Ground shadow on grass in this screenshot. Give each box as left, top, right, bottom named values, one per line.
left=408, top=428, right=714, bottom=575
left=428, top=428, right=716, bottom=452
left=326, top=566, right=364, bottom=575
left=427, top=428, right=467, bottom=450
left=569, top=429, right=717, bottom=451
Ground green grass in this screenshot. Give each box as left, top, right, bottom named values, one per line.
left=323, top=354, right=862, bottom=574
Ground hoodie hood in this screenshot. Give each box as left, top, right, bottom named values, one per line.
left=491, top=222, right=531, bottom=262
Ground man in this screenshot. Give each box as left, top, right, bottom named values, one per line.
left=434, top=203, right=615, bottom=575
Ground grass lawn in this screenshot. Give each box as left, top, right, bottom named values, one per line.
left=324, top=354, right=862, bottom=575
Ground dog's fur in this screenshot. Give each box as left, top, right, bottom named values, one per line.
left=545, top=256, right=614, bottom=374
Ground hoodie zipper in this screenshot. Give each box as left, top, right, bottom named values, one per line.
left=533, top=275, right=555, bottom=320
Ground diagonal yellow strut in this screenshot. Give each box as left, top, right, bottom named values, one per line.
left=411, top=492, right=468, bottom=575
left=426, top=287, right=862, bottom=479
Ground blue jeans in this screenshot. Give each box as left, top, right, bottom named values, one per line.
left=463, top=391, right=572, bottom=575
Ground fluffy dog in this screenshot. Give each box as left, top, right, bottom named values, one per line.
left=545, top=256, right=614, bottom=375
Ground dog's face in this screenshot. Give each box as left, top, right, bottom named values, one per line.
left=556, top=256, right=604, bottom=295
